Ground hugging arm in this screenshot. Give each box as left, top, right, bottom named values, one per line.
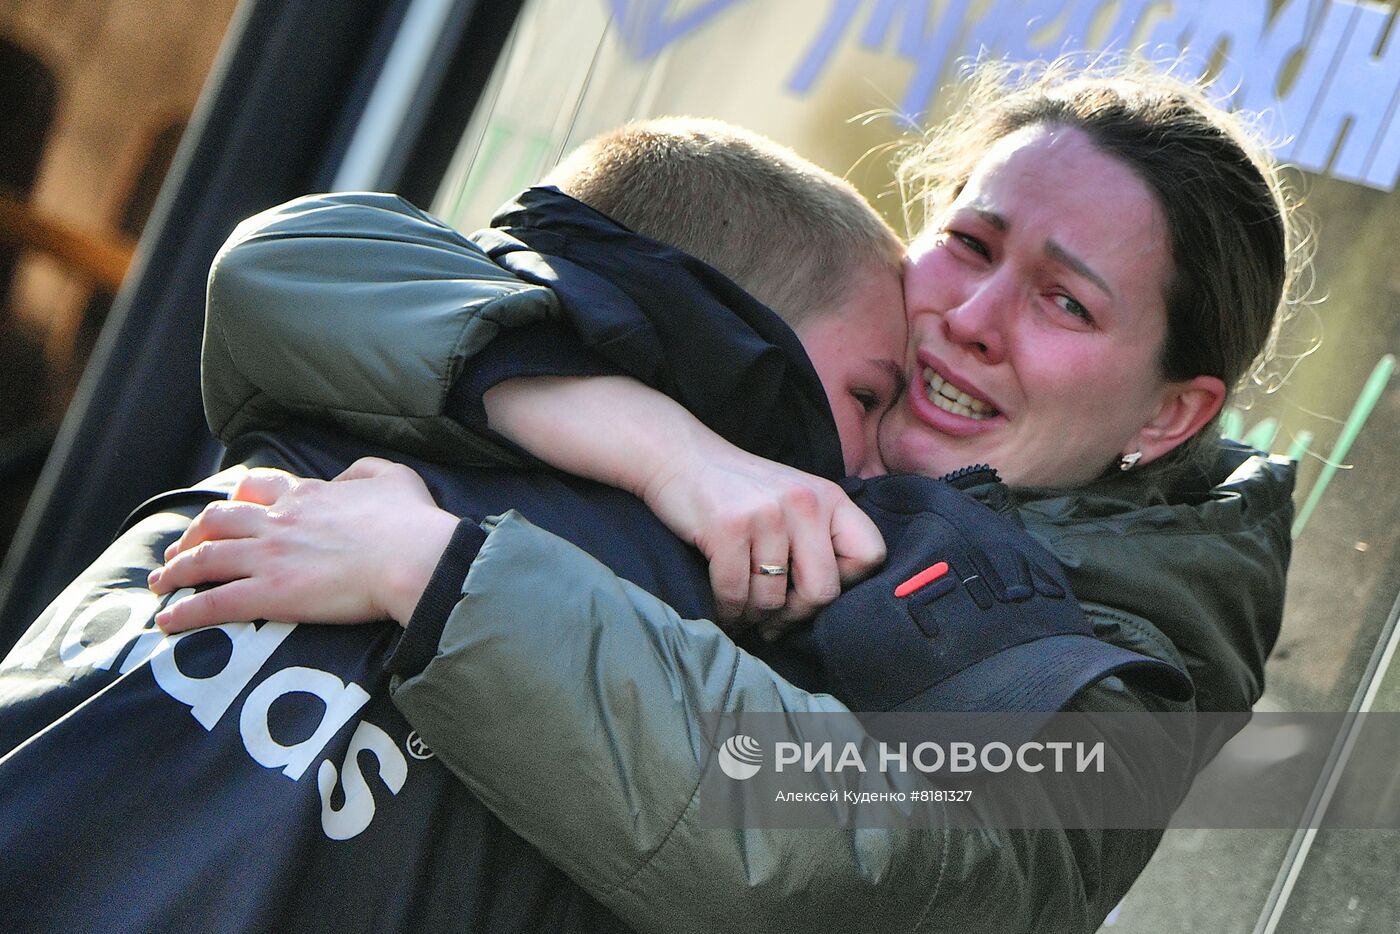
left=204, top=192, right=881, bottom=627
left=188, top=194, right=1193, bottom=930
left=203, top=193, right=560, bottom=469
left=148, top=460, right=1189, bottom=931
left=391, top=509, right=1192, bottom=934
left=157, top=379, right=883, bottom=632
left=482, top=375, right=883, bottom=626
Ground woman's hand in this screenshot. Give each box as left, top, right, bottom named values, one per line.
left=641, top=447, right=886, bottom=635
left=148, top=458, right=458, bottom=633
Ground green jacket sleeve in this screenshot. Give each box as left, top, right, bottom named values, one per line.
left=391, top=512, right=1194, bottom=934
left=203, top=192, right=558, bottom=467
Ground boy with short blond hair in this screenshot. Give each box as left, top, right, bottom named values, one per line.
left=202, top=116, right=912, bottom=620
left=548, top=116, right=904, bottom=327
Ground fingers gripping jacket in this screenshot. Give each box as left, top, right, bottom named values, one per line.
left=781, top=470, right=1191, bottom=726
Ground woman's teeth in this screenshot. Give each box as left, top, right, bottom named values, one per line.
left=924, top=367, right=995, bottom=419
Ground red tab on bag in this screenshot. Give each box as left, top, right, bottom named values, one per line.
left=894, top=561, right=949, bottom=598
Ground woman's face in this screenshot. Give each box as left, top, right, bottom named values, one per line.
left=879, top=123, right=1190, bottom=488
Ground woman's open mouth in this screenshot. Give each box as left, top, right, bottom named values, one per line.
left=923, top=366, right=997, bottom=420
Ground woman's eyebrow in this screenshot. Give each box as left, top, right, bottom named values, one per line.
left=965, top=201, right=1113, bottom=299
left=1044, top=239, right=1114, bottom=299
left=970, top=206, right=1007, bottom=231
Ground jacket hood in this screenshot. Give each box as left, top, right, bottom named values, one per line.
left=477, top=187, right=846, bottom=479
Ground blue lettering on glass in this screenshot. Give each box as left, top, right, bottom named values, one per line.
left=780, top=0, right=1400, bottom=191
left=789, top=0, right=863, bottom=94
left=1269, top=0, right=1365, bottom=168
left=791, top=0, right=973, bottom=123
left=1233, top=0, right=1325, bottom=122
left=959, top=0, right=1026, bottom=64
left=607, top=0, right=750, bottom=59
left=897, top=0, right=977, bottom=124
left=1290, top=2, right=1400, bottom=186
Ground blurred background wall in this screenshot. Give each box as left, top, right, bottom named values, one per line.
left=0, top=0, right=239, bottom=549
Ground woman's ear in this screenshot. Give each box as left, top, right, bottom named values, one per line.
left=1133, top=375, right=1227, bottom=465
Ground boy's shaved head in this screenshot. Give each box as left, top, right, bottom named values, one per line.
left=543, top=117, right=904, bottom=326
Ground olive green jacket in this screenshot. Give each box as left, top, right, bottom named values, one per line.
left=204, top=193, right=1295, bottom=933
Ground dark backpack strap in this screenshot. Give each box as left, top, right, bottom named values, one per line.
left=778, top=474, right=1191, bottom=741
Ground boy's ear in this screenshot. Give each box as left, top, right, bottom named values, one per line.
left=1134, top=375, right=1227, bottom=465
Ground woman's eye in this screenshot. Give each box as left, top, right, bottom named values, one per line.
left=948, top=231, right=990, bottom=259
left=1053, top=293, right=1094, bottom=324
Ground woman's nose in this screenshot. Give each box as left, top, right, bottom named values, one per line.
left=942, top=277, right=1008, bottom=365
